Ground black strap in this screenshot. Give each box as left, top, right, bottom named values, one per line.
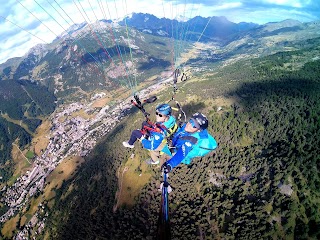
left=180, top=136, right=198, bottom=144
left=199, top=146, right=216, bottom=151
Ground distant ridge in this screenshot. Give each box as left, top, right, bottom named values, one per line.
left=119, top=13, right=259, bottom=42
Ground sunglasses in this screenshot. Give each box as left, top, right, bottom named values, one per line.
left=156, top=112, right=164, bottom=117
left=189, top=119, right=198, bottom=129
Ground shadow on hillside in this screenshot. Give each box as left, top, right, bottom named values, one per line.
left=151, top=40, right=166, bottom=46
left=49, top=121, right=133, bottom=239
left=230, top=77, right=320, bottom=110
left=226, top=76, right=320, bottom=178
left=138, top=57, right=171, bottom=71
left=177, top=101, right=206, bottom=118
left=82, top=45, right=132, bottom=63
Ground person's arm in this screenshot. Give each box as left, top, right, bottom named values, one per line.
left=166, top=146, right=185, bottom=168
left=166, top=141, right=194, bottom=169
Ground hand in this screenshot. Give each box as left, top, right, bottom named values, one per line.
left=161, top=162, right=172, bottom=173
left=139, top=135, right=145, bottom=141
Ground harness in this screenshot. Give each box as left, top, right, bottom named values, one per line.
left=158, top=122, right=178, bottom=138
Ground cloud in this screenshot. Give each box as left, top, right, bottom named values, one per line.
left=260, top=0, right=315, bottom=8
left=188, top=0, right=320, bottom=23
left=2, top=33, right=31, bottom=50
left=225, top=7, right=317, bottom=24
left=0, top=30, right=33, bottom=64
left=213, top=2, right=243, bottom=11
left=241, top=0, right=320, bottom=10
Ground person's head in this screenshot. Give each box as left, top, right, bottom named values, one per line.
left=155, top=104, right=172, bottom=122
left=185, top=112, right=208, bottom=133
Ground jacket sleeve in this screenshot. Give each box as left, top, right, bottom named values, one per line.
left=166, top=141, right=194, bottom=168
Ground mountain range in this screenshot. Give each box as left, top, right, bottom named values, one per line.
left=2, top=14, right=319, bottom=98
left=0, top=13, right=260, bottom=84
left=119, top=13, right=259, bottom=41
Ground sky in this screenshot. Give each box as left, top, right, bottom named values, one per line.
left=0, top=0, right=320, bottom=64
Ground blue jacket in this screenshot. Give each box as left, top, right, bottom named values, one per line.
left=141, top=116, right=176, bottom=154
left=141, top=131, right=165, bottom=150
left=166, top=124, right=217, bottom=169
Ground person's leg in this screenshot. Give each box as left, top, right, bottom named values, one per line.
left=147, top=141, right=168, bottom=164
left=128, top=130, right=143, bottom=145
left=149, top=150, right=161, bottom=164
left=160, top=152, right=171, bottom=166
left=123, top=130, right=143, bottom=148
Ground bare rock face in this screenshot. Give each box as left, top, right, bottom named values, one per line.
left=208, top=171, right=226, bottom=187
left=278, top=183, right=293, bottom=196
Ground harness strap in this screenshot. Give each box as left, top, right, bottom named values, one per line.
left=156, top=123, right=178, bottom=138
left=165, top=123, right=178, bottom=137
left=199, top=146, right=217, bottom=151
left=142, top=125, right=162, bottom=133
left=179, top=135, right=198, bottom=144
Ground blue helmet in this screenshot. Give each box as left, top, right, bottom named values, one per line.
left=156, top=104, right=172, bottom=116
left=191, top=112, right=208, bottom=130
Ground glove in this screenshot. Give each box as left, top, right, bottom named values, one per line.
left=161, top=162, right=172, bottom=173
left=139, top=135, right=145, bottom=141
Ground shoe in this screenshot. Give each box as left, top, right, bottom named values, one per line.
left=145, top=159, right=160, bottom=165
left=122, top=141, right=134, bottom=148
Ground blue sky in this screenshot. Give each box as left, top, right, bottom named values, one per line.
left=0, top=0, right=320, bottom=64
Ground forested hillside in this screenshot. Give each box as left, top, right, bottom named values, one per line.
left=0, top=80, right=56, bottom=180
left=42, top=50, right=320, bottom=239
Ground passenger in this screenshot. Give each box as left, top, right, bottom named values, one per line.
left=123, top=104, right=178, bottom=164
